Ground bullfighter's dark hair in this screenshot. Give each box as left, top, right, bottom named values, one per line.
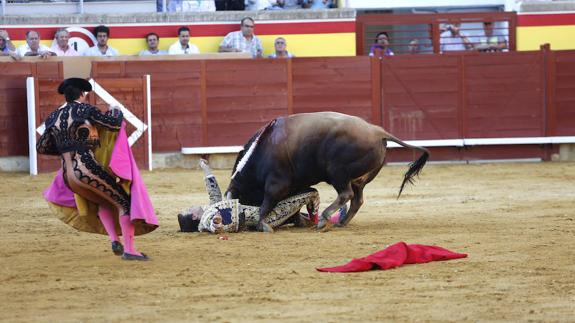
left=178, top=214, right=200, bottom=232
left=57, top=78, right=92, bottom=103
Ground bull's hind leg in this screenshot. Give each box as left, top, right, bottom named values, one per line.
left=337, top=165, right=383, bottom=227
left=336, top=182, right=364, bottom=227
left=317, top=182, right=354, bottom=231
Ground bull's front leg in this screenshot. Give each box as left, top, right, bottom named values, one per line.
left=257, top=175, right=290, bottom=233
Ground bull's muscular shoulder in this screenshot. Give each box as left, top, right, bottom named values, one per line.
left=286, top=112, right=377, bottom=139
left=288, top=112, right=368, bottom=127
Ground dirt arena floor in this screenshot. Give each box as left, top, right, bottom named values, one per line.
left=1, top=162, right=574, bottom=322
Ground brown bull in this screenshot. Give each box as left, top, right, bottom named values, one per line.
left=225, top=112, right=429, bottom=232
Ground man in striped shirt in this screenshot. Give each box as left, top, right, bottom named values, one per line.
left=218, top=17, right=263, bottom=58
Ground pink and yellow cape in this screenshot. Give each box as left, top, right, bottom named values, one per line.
left=43, top=122, right=158, bottom=236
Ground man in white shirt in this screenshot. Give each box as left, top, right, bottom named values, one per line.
left=139, top=32, right=168, bottom=56
left=440, top=23, right=473, bottom=53
left=245, top=0, right=273, bottom=11
left=51, top=29, right=79, bottom=56
left=168, top=26, right=200, bottom=55
left=82, top=25, right=119, bottom=57
left=475, top=21, right=508, bottom=52
left=168, top=0, right=216, bottom=12
left=218, top=17, right=263, bottom=58
left=16, top=30, right=56, bottom=58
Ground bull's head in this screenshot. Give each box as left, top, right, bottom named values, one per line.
left=226, top=119, right=278, bottom=206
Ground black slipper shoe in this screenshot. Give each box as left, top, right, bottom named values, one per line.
left=111, top=241, right=124, bottom=256
left=122, top=252, right=149, bottom=261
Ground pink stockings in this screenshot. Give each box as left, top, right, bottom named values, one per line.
left=99, top=208, right=141, bottom=256
left=119, top=215, right=141, bottom=256
left=98, top=208, right=119, bottom=242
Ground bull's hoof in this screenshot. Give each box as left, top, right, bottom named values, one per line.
left=258, top=223, right=274, bottom=233
left=316, top=218, right=332, bottom=232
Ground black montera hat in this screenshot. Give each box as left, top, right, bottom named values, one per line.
left=178, top=213, right=200, bottom=232
left=57, top=78, right=92, bottom=95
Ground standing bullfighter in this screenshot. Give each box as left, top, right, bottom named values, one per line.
left=37, top=78, right=156, bottom=260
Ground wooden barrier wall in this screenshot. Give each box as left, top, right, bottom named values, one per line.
left=381, top=51, right=544, bottom=140
left=89, top=48, right=575, bottom=161
left=92, top=56, right=377, bottom=151
left=381, top=50, right=550, bottom=161
left=548, top=49, right=575, bottom=136
left=0, top=61, right=62, bottom=157
left=1, top=48, right=574, bottom=162
left=34, top=77, right=150, bottom=173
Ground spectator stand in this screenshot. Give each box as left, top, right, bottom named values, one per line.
left=356, top=11, right=516, bottom=56
left=1, top=0, right=157, bottom=15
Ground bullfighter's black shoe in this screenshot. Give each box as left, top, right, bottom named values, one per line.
left=122, top=252, right=149, bottom=261
left=111, top=241, right=124, bottom=256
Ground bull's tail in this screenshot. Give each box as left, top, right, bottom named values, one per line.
left=384, top=134, right=430, bottom=198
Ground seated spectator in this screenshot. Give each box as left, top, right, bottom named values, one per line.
left=268, top=37, right=294, bottom=58
left=16, top=30, right=56, bottom=58
left=301, top=0, right=334, bottom=9
left=266, top=0, right=301, bottom=10
left=245, top=0, right=274, bottom=11
left=369, top=32, right=394, bottom=57
left=440, top=23, right=473, bottom=53
left=475, top=21, right=508, bottom=52
left=0, top=30, right=19, bottom=60
left=408, top=39, right=420, bottom=54
left=139, top=33, right=168, bottom=56
left=51, top=29, right=79, bottom=56
left=218, top=17, right=263, bottom=58
left=168, top=0, right=215, bottom=12
left=216, top=0, right=245, bottom=10
left=83, top=25, right=119, bottom=56
left=265, top=0, right=283, bottom=10
left=266, top=0, right=301, bottom=9
left=168, top=26, right=200, bottom=55
left=283, top=0, right=302, bottom=9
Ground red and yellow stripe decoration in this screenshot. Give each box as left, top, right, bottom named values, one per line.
left=2, top=20, right=356, bottom=57
left=517, top=12, right=575, bottom=50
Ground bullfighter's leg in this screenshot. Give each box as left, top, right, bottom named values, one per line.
left=264, top=189, right=319, bottom=229
left=317, top=182, right=354, bottom=231
left=337, top=165, right=383, bottom=227
left=62, top=152, right=146, bottom=260
left=62, top=151, right=130, bottom=215
left=200, top=159, right=223, bottom=205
